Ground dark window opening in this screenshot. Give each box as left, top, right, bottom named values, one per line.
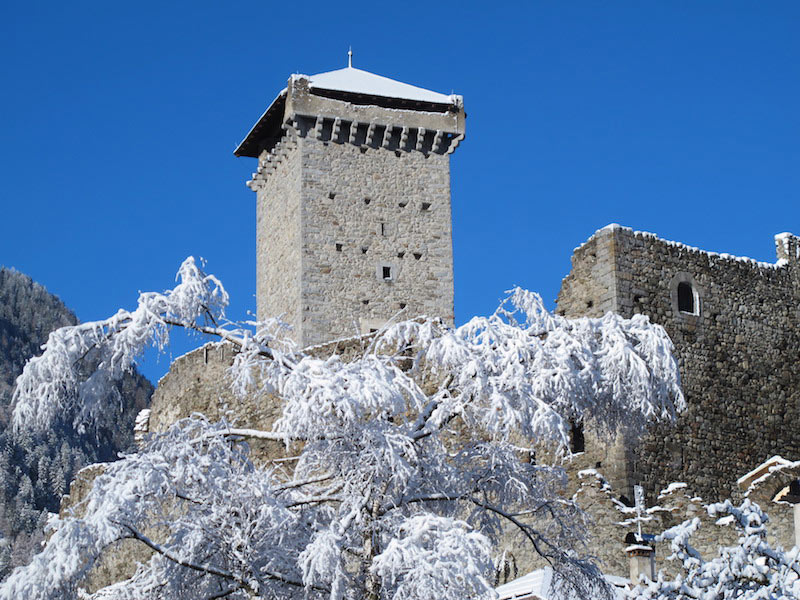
left=397, top=251, right=405, bottom=259
left=328, top=192, right=336, bottom=200
left=382, top=266, right=392, bottom=280
left=678, top=282, right=695, bottom=313
left=380, top=223, right=386, bottom=236
left=335, top=243, right=343, bottom=252
left=362, top=299, right=369, bottom=305
left=364, top=197, right=371, bottom=205
left=413, top=252, right=422, bottom=260
left=399, top=302, right=407, bottom=309
left=570, top=422, right=585, bottom=454
left=361, top=246, right=368, bottom=255
left=586, top=300, right=594, bottom=309
left=369, top=328, right=378, bottom=333
left=421, top=202, right=432, bottom=211
left=398, top=201, right=408, bottom=208
left=360, top=146, right=368, bottom=154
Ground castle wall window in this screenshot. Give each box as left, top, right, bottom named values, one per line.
left=377, top=263, right=396, bottom=281
left=669, top=272, right=702, bottom=318
left=677, top=282, right=694, bottom=313
left=570, top=422, right=585, bottom=454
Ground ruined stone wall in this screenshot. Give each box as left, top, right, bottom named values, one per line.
left=557, top=225, right=800, bottom=502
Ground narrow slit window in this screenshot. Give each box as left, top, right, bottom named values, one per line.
left=570, top=422, right=585, bottom=454
left=380, top=223, right=386, bottom=236
left=678, top=282, right=695, bottom=313
left=382, top=266, right=392, bottom=280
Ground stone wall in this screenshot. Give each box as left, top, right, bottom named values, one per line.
left=297, top=130, right=454, bottom=347
left=256, top=139, right=303, bottom=338
left=557, top=225, right=800, bottom=502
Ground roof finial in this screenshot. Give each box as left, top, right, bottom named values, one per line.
left=347, top=47, right=353, bottom=68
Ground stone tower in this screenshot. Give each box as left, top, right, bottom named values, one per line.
left=236, top=61, right=466, bottom=348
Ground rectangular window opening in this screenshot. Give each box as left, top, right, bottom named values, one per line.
left=382, top=266, right=392, bottom=280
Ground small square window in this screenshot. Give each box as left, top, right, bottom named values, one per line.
left=335, top=243, right=343, bottom=252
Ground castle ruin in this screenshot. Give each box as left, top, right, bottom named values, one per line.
left=120, top=63, right=800, bottom=586
left=557, top=225, right=800, bottom=501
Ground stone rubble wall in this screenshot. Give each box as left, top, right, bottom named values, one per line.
left=557, top=225, right=800, bottom=502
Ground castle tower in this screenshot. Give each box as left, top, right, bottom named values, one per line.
left=235, top=60, right=465, bottom=348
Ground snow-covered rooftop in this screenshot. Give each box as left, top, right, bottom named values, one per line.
left=496, top=568, right=628, bottom=600
left=299, top=66, right=457, bottom=104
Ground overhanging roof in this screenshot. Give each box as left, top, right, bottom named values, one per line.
left=234, top=66, right=461, bottom=158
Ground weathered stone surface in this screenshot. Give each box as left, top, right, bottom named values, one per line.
left=557, top=225, right=800, bottom=502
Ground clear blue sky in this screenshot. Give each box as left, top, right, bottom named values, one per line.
left=2, top=2, right=799, bottom=385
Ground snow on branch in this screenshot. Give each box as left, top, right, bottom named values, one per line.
left=12, top=258, right=231, bottom=434
left=3, top=262, right=688, bottom=600
left=631, top=499, right=800, bottom=600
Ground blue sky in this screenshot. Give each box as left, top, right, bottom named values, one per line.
left=2, top=2, right=799, bottom=384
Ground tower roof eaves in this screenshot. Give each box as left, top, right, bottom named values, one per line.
left=302, top=66, right=459, bottom=105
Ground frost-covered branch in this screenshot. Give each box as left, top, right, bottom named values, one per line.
left=631, top=499, right=800, bottom=600
left=4, top=262, right=687, bottom=600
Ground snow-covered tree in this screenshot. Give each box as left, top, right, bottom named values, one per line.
left=631, top=499, right=800, bottom=600
left=1, top=258, right=685, bottom=600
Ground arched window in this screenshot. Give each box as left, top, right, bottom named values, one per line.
left=677, top=282, right=695, bottom=313
left=670, top=272, right=702, bottom=318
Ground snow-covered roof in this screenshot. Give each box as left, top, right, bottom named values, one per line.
left=496, top=568, right=553, bottom=600
left=737, top=455, right=795, bottom=490
left=299, top=66, right=457, bottom=104
left=496, top=568, right=629, bottom=600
